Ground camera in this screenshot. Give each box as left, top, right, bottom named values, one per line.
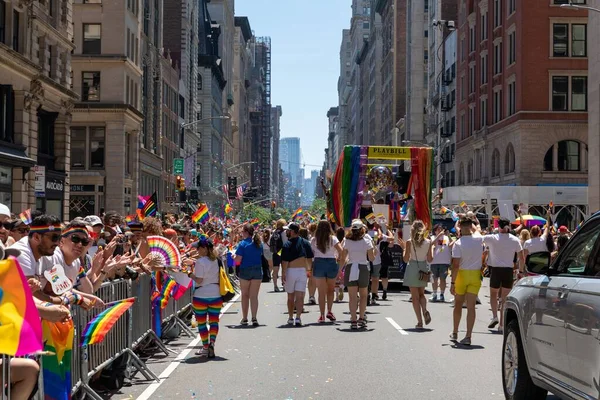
left=124, top=266, right=139, bottom=280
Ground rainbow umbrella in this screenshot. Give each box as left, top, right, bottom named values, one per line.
left=512, top=215, right=547, bottom=227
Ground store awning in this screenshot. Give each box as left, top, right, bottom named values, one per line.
left=0, top=145, right=36, bottom=168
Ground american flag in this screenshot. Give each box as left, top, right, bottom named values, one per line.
left=222, top=184, right=229, bottom=197
left=237, top=184, right=247, bottom=199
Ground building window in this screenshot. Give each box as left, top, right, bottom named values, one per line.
left=494, top=0, right=502, bottom=28
left=544, top=140, right=582, bottom=171
left=469, top=27, right=475, bottom=53
left=494, top=42, right=503, bottom=75
left=197, top=74, right=202, bottom=90
left=508, top=31, right=516, bottom=64
left=572, top=24, right=587, bottom=57
left=0, top=2, right=5, bottom=44
left=70, top=127, right=86, bottom=168
left=459, top=163, right=465, bottom=185
left=467, top=159, right=474, bottom=183
left=469, top=65, right=475, bottom=93
left=83, top=24, right=101, bottom=54
left=460, top=76, right=465, bottom=101
left=82, top=72, right=101, bottom=101
left=90, top=127, right=105, bottom=168
left=480, top=97, right=487, bottom=127
left=508, top=81, right=516, bottom=115
left=469, top=107, right=475, bottom=135
left=505, top=143, right=515, bottom=173
left=481, top=13, right=488, bottom=41
left=552, top=75, right=587, bottom=111
left=553, top=24, right=568, bottom=57
left=481, top=54, right=488, bottom=84
left=493, top=89, right=503, bottom=123
left=0, top=85, right=14, bottom=144
left=363, top=22, right=370, bottom=30
left=12, top=11, right=19, bottom=51
left=508, top=0, right=516, bottom=14
left=553, top=23, right=587, bottom=58
left=461, top=38, right=465, bottom=61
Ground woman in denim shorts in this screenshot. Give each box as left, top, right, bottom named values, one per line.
left=310, top=220, right=344, bottom=323
left=235, top=224, right=264, bottom=326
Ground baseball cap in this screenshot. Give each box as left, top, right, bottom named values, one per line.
left=351, top=219, right=365, bottom=230
left=283, top=222, right=300, bottom=233
left=84, top=215, right=104, bottom=227
left=0, top=203, right=10, bottom=218
left=498, top=217, right=511, bottom=229
left=559, top=225, right=568, bottom=233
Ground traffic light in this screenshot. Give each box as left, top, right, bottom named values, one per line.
left=180, top=177, right=186, bottom=192
left=271, top=201, right=276, bottom=211
left=176, top=175, right=182, bottom=191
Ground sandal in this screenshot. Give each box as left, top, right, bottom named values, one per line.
left=252, top=318, right=259, bottom=327
left=240, top=318, right=249, bottom=326
left=424, top=311, right=432, bottom=325
left=415, top=322, right=424, bottom=329
left=350, top=320, right=358, bottom=330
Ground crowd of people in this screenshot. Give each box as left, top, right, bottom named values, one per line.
left=0, top=198, right=574, bottom=399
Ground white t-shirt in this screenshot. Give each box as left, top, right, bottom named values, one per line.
left=310, top=236, right=339, bottom=259
left=431, top=235, right=452, bottom=265
left=40, top=247, right=82, bottom=288
left=193, top=257, right=220, bottom=298
left=451, top=235, right=485, bottom=271
left=9, top=237, right=41, bottom=277
left=409, top=238, right=431, bottom=262
left=523, top=236, right=548, bottom=254
left=484, top=233, right=522, bottom=268
left=342, top=236, right=373, bottom=265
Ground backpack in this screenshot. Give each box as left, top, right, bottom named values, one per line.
left=269, top=230, right=283, bottom=253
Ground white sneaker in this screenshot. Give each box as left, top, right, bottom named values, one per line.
left=488, top=317, right=499, bottom=329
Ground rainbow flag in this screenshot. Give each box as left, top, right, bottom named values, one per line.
left=142, top=192, right=158, bottom=217
left=192, top=204, right=209, bottom=224
left=291, top=208, right=303, bottom=220
left=124, top=214, right=136, bottom=223
left=224, top=203, right=233, bottom=215
left=248, top=218, right=259, bottom=227
left=42, top=319, right=73, bottom=400
left=81, top=298, right=135, bottom=346
left=0, top=258, right=43, bottom=356
left=151, top=272, right=177, bottom=310
left=19, top=208, right=32, bottom=225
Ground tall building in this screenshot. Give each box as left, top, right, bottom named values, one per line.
left=326, top=107, right=339, bottom=170
left=270, top=105, right=283, bottom=199
left=455, top=0, right=588, bottom=188
left=249, top=37, right=272, bottom=198
left=440, top=30, right=458, bottom=188
left=70, top=0, right=144, bottom=217
left=336, top=29, right=352, bottom=156
left=375, top=0, right=407, bottom=146
left=279, top=137, right=301, bottom=189
left=0, top=0, right=77, bottom=219
left=588, top=0, right=600, bottom=212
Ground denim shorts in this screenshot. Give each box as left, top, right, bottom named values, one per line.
left=238, top=265, right=263, bottom=281
left=430, top=264, right=450, bottom=279
left=313, top=258, right=339, bottom=279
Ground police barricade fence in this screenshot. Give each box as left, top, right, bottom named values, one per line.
left=7, top=273, right=196, bottom=400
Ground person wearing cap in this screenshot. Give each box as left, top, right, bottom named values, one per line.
left=234, top=224, right=264, bottom=326
left=429, top=224, right=452, bottom=303
left=342, top=219, right=374, bottom=329
left=6, top=220, right=30, bottom=247
left=281, top=222, right=314, bottom=326
left=189, top=236, right=222, bottom=358
left=481, top=217, right=524, bottom=332
left=0, top=203, right=10, bottom=248
left=269, top=219, right=288, bottom=292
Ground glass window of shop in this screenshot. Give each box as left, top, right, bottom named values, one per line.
left=0, top=166, right=11, bottom=208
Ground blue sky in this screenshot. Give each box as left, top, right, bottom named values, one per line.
left=235, top=0, right=352, bottom=178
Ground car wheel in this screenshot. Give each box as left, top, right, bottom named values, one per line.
left=502, top=319, right=548, bottom=400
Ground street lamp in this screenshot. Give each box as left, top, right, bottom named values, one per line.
left=560, top=1, right=600, bottom=12
left=180, top=115, right=230, bottom=129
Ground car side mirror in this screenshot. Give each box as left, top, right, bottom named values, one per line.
left=526, top=252, right=551, bottom=275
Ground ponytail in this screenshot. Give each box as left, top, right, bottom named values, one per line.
left=253, top=232, right=261, bottom=249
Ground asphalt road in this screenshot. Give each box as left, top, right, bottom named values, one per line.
left=114, top=279, right=560, bottom=400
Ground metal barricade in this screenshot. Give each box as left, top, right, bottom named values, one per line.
left=130, top=274, right=170, bottom=355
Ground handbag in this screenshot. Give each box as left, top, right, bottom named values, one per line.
left=413, top=241, right=431, bottom=282
left=219, top=262, right=235, bottom=302
left=261, top=255, right=271, bottom=282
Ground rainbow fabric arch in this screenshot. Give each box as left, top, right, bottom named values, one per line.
left=331, top=145, right=434, bottom=228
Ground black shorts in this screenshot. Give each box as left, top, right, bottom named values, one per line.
left=380, top=264, right=389, bottom=279
left=272, top=253, right=282, bottom=267
left=489, top=267, right=514, bottom=289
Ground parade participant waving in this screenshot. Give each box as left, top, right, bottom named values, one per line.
left=189, top=236, right=222, bottom=358
left=281, top=222, right=314, bottom=326
left=235, top=224, right=264, bottom=326
left=342, top=220, right=374, bottom=329
left=310, top=220, right=343, bottom=323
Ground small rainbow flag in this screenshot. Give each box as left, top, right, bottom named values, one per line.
left=224, top=203, right=233, bottom=215
left=192, top=204, right=210, bottom=224
left=291, top=207, right=303, bottom=220
left=440, top=206, right=448, bottom=214
left=248, top=218, right=259, bottom=227
left=42, top=319, right=74, bottom=400
left=0, top=258, right=43, bottom=356
left=19, top=208, right=32, bottom=225
left=142, top=192, right=158, bottom=217
left=151, top=273, right=177, bottom=309
left=81, top=298, right=135, bottom=346
left=125, top=214, right=136, bottom=223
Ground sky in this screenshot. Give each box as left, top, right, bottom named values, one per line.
left=235, top=0, right=352, bottom=179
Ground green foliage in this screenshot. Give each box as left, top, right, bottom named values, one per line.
left=309, top=198, right=327, bottom=218
left=240, top=204, right=291, bottom=225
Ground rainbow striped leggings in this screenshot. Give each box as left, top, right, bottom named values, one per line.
left=192, top=297, right=223, bottom=347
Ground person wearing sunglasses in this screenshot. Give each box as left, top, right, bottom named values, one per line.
left=6, top=220, right=30, bottom=246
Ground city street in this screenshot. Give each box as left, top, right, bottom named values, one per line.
left=113, top=280, right=559, bottom=400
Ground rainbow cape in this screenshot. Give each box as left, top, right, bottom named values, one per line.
left=42, top=319, right=74, bottom=400
left=81, top=298, right=135, bottom=345
left=192, top=204, right=209, bottom=224
left=0, top=258, right=43, bottom=356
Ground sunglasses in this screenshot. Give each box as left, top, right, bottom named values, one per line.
left=15, top=228, right=29, bottom=234
left=44, top=233, right=61, bottom=242
left=1, top=223, right=11, bottom=229
left=69, top=235, right=91, bottom=246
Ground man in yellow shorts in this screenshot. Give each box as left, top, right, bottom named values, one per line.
left=450, top=217, right=484, bottom=345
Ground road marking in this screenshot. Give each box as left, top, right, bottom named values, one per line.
left=137, top=293, right=241, bottom=400
left=386, top=317, right=409, bottom=335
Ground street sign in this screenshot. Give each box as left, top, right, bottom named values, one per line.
left=481, top=199, right=487, bottom=205
left=173, top=158, right=184, bottom=175
left=165, top=196, right=177, bottom=202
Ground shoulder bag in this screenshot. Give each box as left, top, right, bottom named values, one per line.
left=413, top=241, right=431, bottom=282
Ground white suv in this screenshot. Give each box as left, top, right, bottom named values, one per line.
left=502, top=212, right=600, bottom=400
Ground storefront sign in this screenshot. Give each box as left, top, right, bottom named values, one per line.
left=34, top=165, right=45, bottom=196
left=70, top=185, right=95, bottom=192
left=45, top=177, right=65, bottom=199
left=367, top=147, right=411, bottom=160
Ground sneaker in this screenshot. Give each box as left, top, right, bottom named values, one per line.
left=459, top=336, right=472, bottom=346
left=372, top=294, right=380, bottom=301
left=252, top=318, right=259, bottom=327
left=287, top=318, right=294, bottom=325
left=476, top=297, right=482, bottom=305
left=207, top=343, right=215, bottom=359
left=338, top=291, right=344, bottom=301
left=309, top=296, right=316, bottom=305
left=274, top=286, right=280, bottom=292
left=367, top=297, right=372, bottom=306
left=430, top=293, right=438, bottom=302
left=318, top=315, right=325, bottom=323
left=382, top=290, right=387, bottom=300
left=371, top=298, right=379, bottom=306
left=449, top=332, right=458, bottom=341
left=294, top=318, right=302, bottom=326
left=439, top=293, right=445, bottom=303
left=240, top=318, right=249, bottom=326
left=326, top=311, right=336, bottom=321
left=195, top=347, right=209, bottom=356
left=488, top=317, right=499, bottom=329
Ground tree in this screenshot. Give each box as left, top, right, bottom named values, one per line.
left=309, top=198, right=327, bottom=219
